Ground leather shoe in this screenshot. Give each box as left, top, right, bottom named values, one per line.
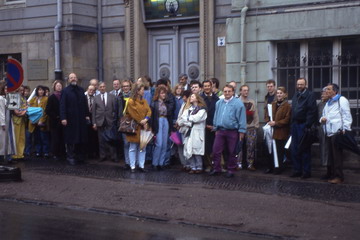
left=139, top=168, right=147, bottom=173
left=301, top=173, right=311, bottom=179
left=328, top=177, right=343, bottom=184
left=209, top=170, right=221, bottom=176
left=123, top=164, right=131, bottom=170
left=290, top=172, right=302, bottom=178
left=225, top=172, right=234, bottom=178
left=264, top=168, right=273, bottom=174
left=99, top=158, right=106, bottom=162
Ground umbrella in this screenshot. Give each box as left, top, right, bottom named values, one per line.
left=263, top=123, right=273, bottom=154
left=234, top=140, right=243, bottom=158
left=140, top=130, right=154, bottom=152
left=170, top=131, right=182, bottom=145
left=298, top=126, right=319, bottom=152
left=335, top=130, right=360, bottom=155
left=26, top=107, right=43, bottom=124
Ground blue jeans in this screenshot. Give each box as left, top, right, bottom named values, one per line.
left=129, top=143, right=146, bottom=169
left=122, top=134, right=130, bottom=165
left=152, top=117, right=169, bottom=167
left=291, top=123, right=311, bottom=174
left=34, top=128, right=49, bottom=154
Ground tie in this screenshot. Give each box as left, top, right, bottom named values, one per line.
left=115, top=90, right=118, bottom=96
left=102, top=94, right=105, bottom=106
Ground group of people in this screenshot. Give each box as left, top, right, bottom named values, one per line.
left=0, top=73, right=353, bottom=183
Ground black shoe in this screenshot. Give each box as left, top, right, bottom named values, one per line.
left=44, top=153, right=49, bottom=158
left=225, top=172, right=234, bottom=178
left=301, top=173, right=311, bottom=179
left=209, top=170, right=221, bottom=176
left=273, top=168, right=282, bottom=175
left=264, top=168, right=273, bottom=174
left=320, top=174, right=331, bottom=180
left=123, top=164, right=131, bottom=170
left=35, top=153, right=41, bottom=158
left=130, top=169, right=136, bottom=173
left=112, top=159, right=119, bottom=163
left=156, top=166, right=163, bottom=171
left=99, top=158, right=106, bottom=162
left=139, top=168, right=147, bottom=173
left=290, top=172, right=302, bottom=178
left=67, top=158, right=76, bottom=166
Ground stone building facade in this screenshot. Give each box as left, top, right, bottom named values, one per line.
left=0, top=0, right=359, bottom=135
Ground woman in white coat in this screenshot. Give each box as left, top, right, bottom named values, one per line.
left=178, top=93, right=207, bottom=174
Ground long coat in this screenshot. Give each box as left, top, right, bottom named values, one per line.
left=45, top=94, right=61, bottom=129
left=60, top=85, right=90, bottom=144
left=125, top=97, right=151, bottom=143
left=178, top=106, right=207, bottom=159
left=271, top=100, right=291, bottom=140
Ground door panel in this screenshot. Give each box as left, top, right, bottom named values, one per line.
left=181, top=32, right=200, bottom=81
left=149, top=28, right=199, bottom=87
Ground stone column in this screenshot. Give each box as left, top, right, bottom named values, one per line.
left=199, top=0, right=215, bottom=81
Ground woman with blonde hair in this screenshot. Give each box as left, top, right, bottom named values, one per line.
left=126, top=83, right=152, bottom=172
left=266, top=86, right=291, bottom=174
left=178, top=93, right=207, bottom=173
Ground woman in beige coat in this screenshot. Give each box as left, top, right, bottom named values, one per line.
left=178, top=93, right=207, bottom=174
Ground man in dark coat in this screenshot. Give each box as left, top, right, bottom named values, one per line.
left=201, top=79, right=219, bottom=172
left=290, top=78, right=317, bottom=179
left=60, top=73, right=90, bottom=165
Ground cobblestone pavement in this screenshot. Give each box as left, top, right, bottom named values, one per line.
left=22, top=158, right=360, bottom=204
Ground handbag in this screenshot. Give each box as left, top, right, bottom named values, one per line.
left=118, top=115, right=138, bottom=135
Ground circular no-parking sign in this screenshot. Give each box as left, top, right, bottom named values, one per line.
left=6, top=58, right=24, bottom=92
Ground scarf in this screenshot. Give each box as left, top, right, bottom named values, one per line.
left=54, top=91, right=61, bottom=101
left=327, top=94, right=341, bottom=106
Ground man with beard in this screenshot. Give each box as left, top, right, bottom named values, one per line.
left=60, top=73, right=90, bottom=165
left=290, top=78, right=317, bottom=179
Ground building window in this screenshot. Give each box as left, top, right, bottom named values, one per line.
left=5, top=0, right=25, bottom=4
left=0, top=54, right=22, bottom=81
left=273, top=37, right=360, bottom=141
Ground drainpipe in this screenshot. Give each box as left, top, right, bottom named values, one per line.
left=240, top=0, right=249, bottom=85
left=54, top=0, right=62, bottom=80
left=97, top=0, right=104, bottom=82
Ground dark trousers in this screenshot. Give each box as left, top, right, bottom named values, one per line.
left=326, top=135, right=343, bottom=180
left=291, top=123, right=311, bottom=174
left=34, top=128, right=50, bottom=155
left=97, top=125, right=116, bottom=161
left=87, top=125, right=99, bottom=159
left=275, top=139, right=286, bottom=170
left=212, top=130, right=239, bottom=173
left=203, top=128, right=215, bottom=168
left=66, top=143, right=86, bottom=163
left=50, top=125, right=65, bottom=157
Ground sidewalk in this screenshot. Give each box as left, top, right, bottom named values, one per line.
left=1, top=158, right=360, bottom=240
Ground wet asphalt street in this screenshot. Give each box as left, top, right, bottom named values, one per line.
left=0, top=200, right=261, bottom=240
left=1, top=157, right=360, bottom=240
left=23, top=158, right=360, bottom=203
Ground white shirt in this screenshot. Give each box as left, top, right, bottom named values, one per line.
left=101, top=92, right=108, bottom=106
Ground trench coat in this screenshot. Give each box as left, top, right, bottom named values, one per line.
left=178, top=106, right=207, bottom=159
left=60, top=85, right=90, bottom=144
left=125, top=97, right=151, bottom=143
left=271, top=100, right=291, bottom=140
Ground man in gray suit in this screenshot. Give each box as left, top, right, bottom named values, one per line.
left=109, top=79, right=121, bottom=97
left=92, top=82, right=117, bottom=162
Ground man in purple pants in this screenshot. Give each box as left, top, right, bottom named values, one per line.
left=209, top=84, right=247, bottom=178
